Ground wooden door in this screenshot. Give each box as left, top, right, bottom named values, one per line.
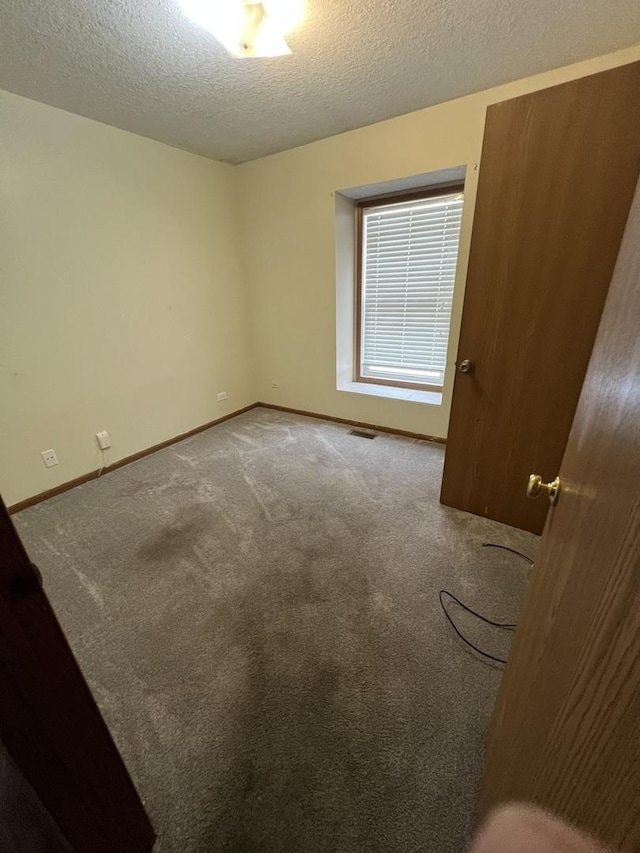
left=440, top=60, right=640, bottom=534
left=478, top=177, right=640, bottom=848
left=0, top=498, right=155, bottom=853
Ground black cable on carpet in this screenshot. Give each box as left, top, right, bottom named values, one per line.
left=439, top=542, right=533, bottom=665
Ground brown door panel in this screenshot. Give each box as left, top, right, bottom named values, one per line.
left=478, top=177, right=640, bottom=848
left=441, top=60, right=640, bottom=533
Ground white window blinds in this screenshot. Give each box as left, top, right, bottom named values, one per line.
left=360, top=190, right=464, bottom=387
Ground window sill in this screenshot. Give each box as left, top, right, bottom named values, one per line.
left=337, top=380, right=443, bottom=406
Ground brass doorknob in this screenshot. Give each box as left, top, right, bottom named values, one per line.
left=527, top=474, right=560, bottom=506
left=459, top=359, right=474, bottom=374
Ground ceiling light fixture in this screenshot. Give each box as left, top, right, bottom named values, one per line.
left=180, top=0, right=305, bottom=58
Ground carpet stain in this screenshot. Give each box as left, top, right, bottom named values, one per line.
left=137, top=505, right=213, bottom=561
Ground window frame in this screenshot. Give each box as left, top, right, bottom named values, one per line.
left=355, top=182, right=465, bottom=393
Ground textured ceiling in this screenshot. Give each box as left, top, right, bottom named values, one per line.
left=1, top=0, right=640, bottom=163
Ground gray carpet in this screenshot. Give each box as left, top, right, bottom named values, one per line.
left=14, top=407, right=538, bottom=853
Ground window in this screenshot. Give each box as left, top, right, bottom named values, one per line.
left=356, top=187, right=464, bottom=391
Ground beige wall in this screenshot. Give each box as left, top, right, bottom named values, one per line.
left=2, top=44, right=640, bottom=506
left=0, top=90, right=253, bottom=506
left=237, top=45, right=640, bottom=439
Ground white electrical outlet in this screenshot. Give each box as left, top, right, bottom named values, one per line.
left=41, top=449, right=59, bottom=468
left=217, top=391, right=228, bottom=402
left=271, top=381, right=280, bottom=389
left=96, top=430, right=111, bottom=450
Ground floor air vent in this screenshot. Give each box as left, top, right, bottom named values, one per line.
left=348, top=429, right=377, bottom=440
